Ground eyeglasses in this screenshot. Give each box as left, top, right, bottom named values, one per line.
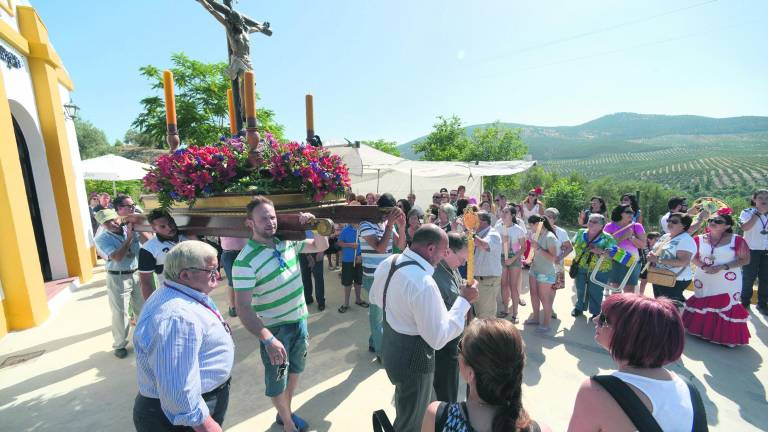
left=597, top=312, right=610, bottom=328
left=184, top=267, right=219, bottom=280
left=708, top=218, right=726, bottom=225
left=667, top=219, right=681, bottom=225
left=587, top=220, right=601, bottom=225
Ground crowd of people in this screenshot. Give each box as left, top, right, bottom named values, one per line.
left=85, top=185, right=768, bottom=431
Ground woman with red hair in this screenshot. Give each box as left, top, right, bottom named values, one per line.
left=683, top=209, right=751, bottom=346
left=568, top=294, right=707, bottom=431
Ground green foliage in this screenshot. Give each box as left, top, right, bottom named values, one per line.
left=545, top=178, right=585, bottom=224
left=414, top=115, right=471, bottom=161
left=131, top=52, right=285, bottom=149
left=123, top=128, right=156, bottom=148
left=363, top=139, right=401, bottom=157
left=74, top=118, right=111, bottom=159
left=85, top=180, right=145, bottom=204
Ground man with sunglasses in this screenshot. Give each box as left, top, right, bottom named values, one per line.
left=232, top=196, right=328, bottom=432
left=133, top=241, right=234, bottom=432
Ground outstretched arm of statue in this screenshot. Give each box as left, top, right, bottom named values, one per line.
left=195, top=0, right=226, bottom=26
left=244, top=17, right=273, bottom=36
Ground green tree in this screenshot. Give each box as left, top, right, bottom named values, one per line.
left=413, top=115, right=471, bottom=161
left=132, top=52, right=284, bottom=148
left=468, top=123, right=528, bottom=194
left=546, top=178, right=585, bottom=225
left=363, top=139, right=401, bottom=157
left=123, top=128, right=157, bottom=148
left=75, top=117, right=110, bottom=159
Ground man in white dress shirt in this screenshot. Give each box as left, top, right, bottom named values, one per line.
left=369, top=224, right=479, bottom=432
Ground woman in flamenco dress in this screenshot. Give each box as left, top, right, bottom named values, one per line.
left=683, top=208, right=751, bottom=347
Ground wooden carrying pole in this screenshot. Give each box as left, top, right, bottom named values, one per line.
left=227, top=88, right=238, bottom=135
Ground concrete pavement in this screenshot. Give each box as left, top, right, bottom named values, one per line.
left=1, top=265, right=766, bottom=431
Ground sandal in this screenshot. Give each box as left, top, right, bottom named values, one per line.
left=338, top=305, right=349, bottom=313
left=511, top=315, right=519, bottom=324
left=519, top=299, right=527, bottom=306
left=355, top=300, right=370, bottom=308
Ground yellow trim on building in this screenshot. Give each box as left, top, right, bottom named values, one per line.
left=0, top=69, right=49, bottom=330
left=0, top=14, right=28, bottom=54
left=17, top=6, right=92, bottom=283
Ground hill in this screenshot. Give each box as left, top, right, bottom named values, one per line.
left=397, top=113, right=768, bottom=196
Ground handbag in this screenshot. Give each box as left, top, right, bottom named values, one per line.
left=646, top=264, right=684, bottom=287
left=569, top=232, right=601, bottom=279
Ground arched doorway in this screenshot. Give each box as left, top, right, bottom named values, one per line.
left=13, top=115, right=52, bottom=282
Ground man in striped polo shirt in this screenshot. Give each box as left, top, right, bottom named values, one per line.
left=360, top=193, right=406, bottom=358
left=232, top=196, right=328, bottom=432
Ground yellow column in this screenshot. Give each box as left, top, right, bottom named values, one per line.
left=0, top=73, right=49, bottom=329
left=18, top=6, right=92, bottom=282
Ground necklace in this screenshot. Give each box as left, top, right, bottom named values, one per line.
left=704, top=232, right=725, bottom=266
left=439, top=261, right=463, bottom=289
left=756, top=210, right=768, bottom=235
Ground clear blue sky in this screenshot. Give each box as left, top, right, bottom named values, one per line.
left=34, top=0, right=768, bottom=145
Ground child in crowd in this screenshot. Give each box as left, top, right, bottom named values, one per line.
left=337, top=219, right=369, bottom=313
left=638, top=232, right=661, bottom=295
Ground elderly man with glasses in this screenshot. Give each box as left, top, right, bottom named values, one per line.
left=94, top=208, right=144, bottom=359
left=133, top=240, right=234, bottom=432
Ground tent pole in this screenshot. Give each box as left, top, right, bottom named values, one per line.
left=410, top=169, right=413, bottom=194
left=376, top=169, right=380, bottom=193
left=113, top=181, right=117, bottom=196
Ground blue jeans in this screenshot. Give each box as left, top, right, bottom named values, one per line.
left=363, top=274, right=382, bottom=354
left=742, top=249, right=768, bottom=306
left=575, top=268, right=609, bottom=316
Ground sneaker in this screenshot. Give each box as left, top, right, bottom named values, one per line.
left=276, top=413, right=309, bottom=431
left=114, top=348, right=128, bottom=359
left=228, top=306, right=237, bottom=317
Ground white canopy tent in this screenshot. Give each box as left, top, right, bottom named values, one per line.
left=325, top=142, right=536, bottom=207
left=81, top=154, right=151, bottom=195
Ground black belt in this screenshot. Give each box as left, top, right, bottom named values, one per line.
left=202, top=377, right=231, bottom=399
left=476, top=276, right=498, bottom=280
left=108, top=269, right=137, bottom=275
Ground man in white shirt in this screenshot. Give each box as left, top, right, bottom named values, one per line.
left=472, top=211, right=503, bottom=319
left=369, top=225, right=478, bottom=432
left=660, top=197, right=687, bottom=234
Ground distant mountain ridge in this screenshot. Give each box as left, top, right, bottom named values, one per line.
left=397, top=112, right=768, bottom=160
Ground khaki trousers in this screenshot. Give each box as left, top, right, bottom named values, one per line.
left=474, top=276, right=500, bottom=319
left=106, top=272, right=143, bottom=349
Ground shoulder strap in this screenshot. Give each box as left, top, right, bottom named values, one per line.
left=683, top=378, right=709, bottom=432
left=591, top=375, right=664, bottom=432
left=434, top=402, right=449, bottom=431
left=372, top=409, right=395, bottom=432
left=382, top=255, right=426, bottom=311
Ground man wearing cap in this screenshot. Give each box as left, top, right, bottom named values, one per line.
left=94, top=208, right=144, bottom=359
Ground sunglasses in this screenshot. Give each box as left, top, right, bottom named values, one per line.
left=667, top=219, right=681, bottom=225
left=597, top=312, right=610, bottom=328
left=623, top=210, right=635, bottom=215
left=708, top=218, right=726, bottom=225
left=273, top=249, right=288, bottom=269
left=528, top=193, right=536, bottom=196
left=119, top=203, right=136, bottom=209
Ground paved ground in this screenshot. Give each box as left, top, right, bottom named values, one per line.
left=1, top=265, right=767, bottom=431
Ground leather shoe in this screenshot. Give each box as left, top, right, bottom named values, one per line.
left=571, top=308, right=583, bottom=317
left=318, top=303, right=326, bottom=311
left=114, top=348, right=128, bottom=359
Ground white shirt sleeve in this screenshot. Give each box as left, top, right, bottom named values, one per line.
left=369, top=257, right=392, bottom=307
left=739, top=209, right=754, bottom=225
left=409, top=275, right=470, bottom=350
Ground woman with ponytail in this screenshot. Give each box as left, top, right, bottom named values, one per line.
left=421, top=319, right=549, bottom=432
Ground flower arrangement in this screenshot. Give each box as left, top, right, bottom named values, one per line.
left=143, top=133, right=351, bottom=208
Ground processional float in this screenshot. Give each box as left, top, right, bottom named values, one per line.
left=131, top=1, right=386, bottom=238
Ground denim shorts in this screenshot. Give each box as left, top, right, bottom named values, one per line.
left=533, top=271, right=557, bottom=284
left=609, top=260, right=641, bottom=286
left=259, top=319, right=309, bottom=397
left=220, top=249, right=241, bottom=287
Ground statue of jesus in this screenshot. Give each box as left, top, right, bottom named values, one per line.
left=196, top=0, right=272, bottom=130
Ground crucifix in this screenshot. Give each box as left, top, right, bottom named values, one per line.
left=196, top=0, right=272, bottom=133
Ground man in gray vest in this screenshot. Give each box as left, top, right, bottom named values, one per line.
left=369, top=225, right=479, bottom=432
